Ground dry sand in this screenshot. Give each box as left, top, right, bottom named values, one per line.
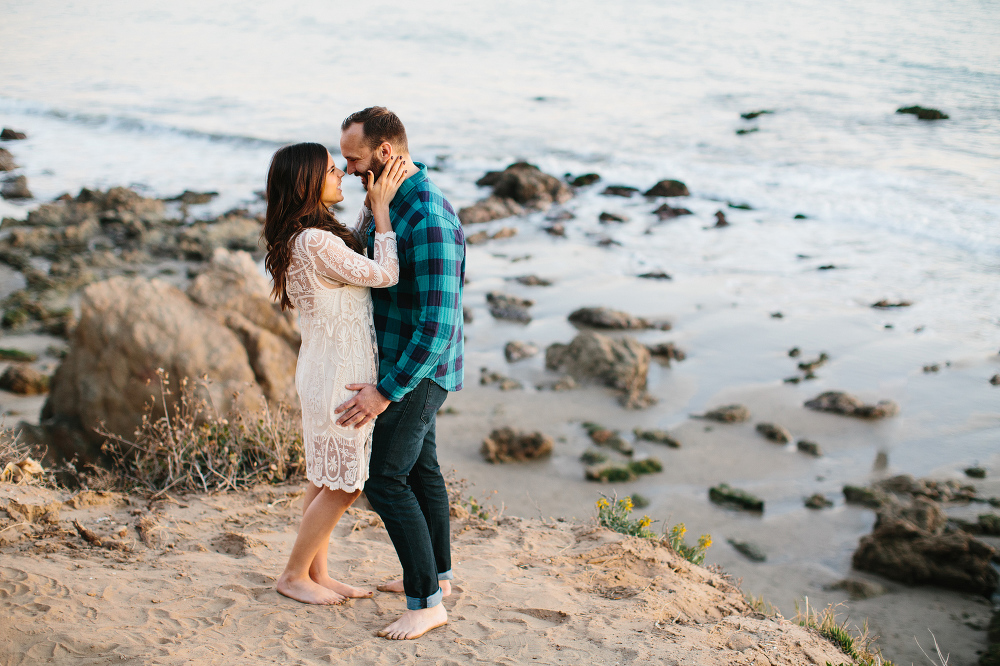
left=0, top=482, right=853, bottom=665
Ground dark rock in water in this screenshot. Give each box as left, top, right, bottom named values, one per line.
left=804, top=391, right=899, bottom=419
left=512, top=274, right=552, bottom=286
left=638, top=271, right=672, bottom=280
left=990, top=374, right=1000, bottom=386
left=735, top=128, right=758, bottom=135
left=571, top=173, right=601, bottom=187
left=582, top=422, right=633, bottom=455
left=788, top=347, right=801, bottom=357
left=755, top=422, right=791, bottom=444
left=697, top=404, right=751, bottom=423
left=728, top=539, right=766, bottom=561
left=544, top=223, right=566, bottom=236
left=479, top=368, right=523, bottom=391
left=0, top=148, right=17, bottom=171
left=805, top=493, right=833, bottom=509
left=727, top=202, right=753, bottom=210
left=476, top=171, right=504, bottom=188
left=741, top=110, right=774, bottom=120
left=713, top=211, right=729, bottom=227
left=873, top=474, right=977, bottom=503
left=653, top=203, right=693, bottom=220
left=486, top=291, right=533, bottom=323
left=586, top=464, right=636, bottom=483
left=818, top=264, right=836, bottom=270
left=896, top=106, right=949, bottom=120
left=852, top=499, right=998, bottom=596
left=535, top=375, right=576, bottom=392
left=2, top=175, right=32, bottom=200
left=797, top=352, right=829, bottom=372
left=480, top=427, right=553, bottom=463
left=601, top=185, right=640, bottom=198
left=825, top=578, right=888, bottom=600
left=166, top=190, right=218, bottom=205
left=843, top=485, right=886, bottom=508
left=770, top=311, right=783, bottom=319
left=504, top=340, right=539, bottom=362
left=599, top=212, right=628, bottom=223
left=580, top=449, right=608, bottom=465
left=0, top=128, right=27, bottom=141
left=794, top=213, right=808, bottom=219
left=796, top=440, right=823, bottom=457
left=643, top=180, right=689, bottom=198
left=966, top=466, right=987, bottom=479
left=458, top=195, right=525, bottom=225
left=568, top=307, right=662, bottom=330
left=871, top=299, right=912, bottom=309
left=465, top=230, right=490, bottom=245
left=546, top=331, right=654, bottom=409
left=463, top=306, right=473, bottom=324
left=0, top=348, right=38, bottom=362
left=595, top=236, right=621, bottom=247
left=545, top=208, right=575, bottom=221
left=0, top=364, right=50, bottom=395
left=953, top=514, right=1000, bottom=537
left=490, top=162, right=573, bottom=206
left=633, top=428, right=680, bottom=448
left=628, top=457, right=663, bottom=475
left=646, top=342, right=685, bottom=365
left=922, top=363, right=941, bottom=373
left=710, top=484, right=764, bottom=512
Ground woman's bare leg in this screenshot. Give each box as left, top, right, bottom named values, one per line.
left=276, top=485, right=361, bottom=604
left=306, top=492, right=372, bottom=598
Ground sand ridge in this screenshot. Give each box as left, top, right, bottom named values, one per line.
left=0, top=482, right=851, bottom=665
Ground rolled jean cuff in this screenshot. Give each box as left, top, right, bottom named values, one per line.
left=406, top=587, right=443, bottom=611
left=437, top=570, right=454, bottom=581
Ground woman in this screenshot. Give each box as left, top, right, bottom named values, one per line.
left=263, top=142, right=406, bottom=605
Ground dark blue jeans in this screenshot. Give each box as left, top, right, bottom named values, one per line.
left=364, top=378, right=452, bottom=610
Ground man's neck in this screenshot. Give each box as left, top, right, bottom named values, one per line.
left=396, top=153, right=419, bottom=182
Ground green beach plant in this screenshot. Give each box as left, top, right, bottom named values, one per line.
left=794, top=598, right=896, bottom=666
left=595, top=494, right=712, bottom=566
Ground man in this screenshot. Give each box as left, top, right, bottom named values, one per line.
left=334, top=107, right=465, bottom=640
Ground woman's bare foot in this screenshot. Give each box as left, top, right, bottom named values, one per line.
left=276, top=574, right=346, bottom=605
left=377, top=605, right=448, bottom=640
left=310, top=573, right=373, bottom=599
left=377, top=578, right=451, bottom=596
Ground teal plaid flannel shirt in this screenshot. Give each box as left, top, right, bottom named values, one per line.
left=364, top=162, right=465, bottom=401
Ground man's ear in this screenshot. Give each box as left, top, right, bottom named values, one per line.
left=378, top=142, right=393, bottom=160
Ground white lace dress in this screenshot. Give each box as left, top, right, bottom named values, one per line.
left=286, top=227, right=399, bottom=492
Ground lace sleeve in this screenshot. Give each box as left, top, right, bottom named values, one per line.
left=301, top=228, right=399, bottom=288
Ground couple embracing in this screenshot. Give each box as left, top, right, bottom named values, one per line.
left=261, top=107, right=465, bottom=640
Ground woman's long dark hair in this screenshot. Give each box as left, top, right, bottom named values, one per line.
left=263, top=142, right=365, bottom=310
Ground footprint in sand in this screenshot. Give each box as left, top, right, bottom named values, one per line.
left=515, top=608, right=570, bottom=625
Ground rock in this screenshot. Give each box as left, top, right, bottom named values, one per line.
left=710, top=484, right=764, bottom=512
left=852, top=501, right=998, bottom=596
left=176, top=213, right=263, bottom=259
left=896, top=106, right=949, bottom=120
left=965, top=466, right=987, bottom=479
left=0, top=148, right=17, bottom=171
left=633, top=428, right=680, bottom=448
left=491, top=227, right=517, bottom=241
left=582, top=422, right=633, bottom=456
left=586, top=464, right=636, bottom=483
left=569, top=307, right=663, bottom=330
left=512, top=274, right=552, bottom=287
left=755, top=422, right=791, bottom=444
left=797, top=352, right=829, bottom=372
left=627, top=458, right=663, bottom=475
left=0, top=364, right=50, bottom=395
left=644, top=180, right=690, bottom=198
left=0, top=348, right=38, bottom=362
left=652, top=203, right=693, bottom=220
left=637, top=271, right=672, bottom=280
left=805, top=493, right=833, bottom=509
left=871, top=299, right=911, bottom=309
left=818, top=265, right=836, bottom=270
left=536, top=375, right=576, bottom=392
left=804, top=391, right=899, bottom=419
left=770, top=312, right=784, bottom=319
left=788, top=347, right=801, bottom=357
left=712, top=211, right=729, bottom=227
left=480, top=427, right=553, bottom=463
left=486, top=291, right=533, bottom=323
left=697, top=404, right=751, bottom=423
left=991, top=374, right=1000, bottom=386
left=1, top=490, right=61, bottom=526
left=728, top=539, right=766, bottom=562
left=735, top=128, right=758, bottom=135
left=469, top=227, right=518, bottom=244
left=741, top=110, right=773, bottom=120
left=166, top=190, right=218, bottom=205
left=545, top=209, right=575, bottom=221
left=570, top=173, right=601, bottom=187
left=466, top=230, right=490, bottom=245
left=580, top=449, right=608, bottom=465
left=726, top=632, right=758, bottom=651
left=544, top=222, right=566, bottom=236
left=223, top=313, right=298, bottom=406
left=480, top=368, right=523, bottom=391
left=41, top=276, right=266, bottom=459
left=504, top=340, right=539, bottom=363
left=873, top=475, right=977, bottom=503
left=0, top=129, right=27, bottom=141
left=2, top=175, right=32, bottom=200
left=458, top=195, right=525, bottom=225
left=545, top=331, right=654, bottom=409
left=601, top=185, right=640, bottom=198
left=794, top=214, right=808, bottom=219
left=843, top=485, right=885, bottom=508
left=646, top=342, right=685, bottom=365
left=599, top=212, right=628, bottom=223
left=463, top=306, right=473, bottom=324
left=796, top=440, right=823, bottom=456
left=826, top=578, right=888, bottom=600
left=489, top=163, right=572, bottom=207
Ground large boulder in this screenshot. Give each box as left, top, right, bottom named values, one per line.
left=852, top=499, right=998, bottom=596
left=41, top=276, right=266, bottom=458
left=0, top=148, right=17, bottom=171
left=545, top=331, right=654, bottom=409
left=459, top=162, right=571, bottom=225
left=643, top=180, right=690, bottom=197
left=175, top=213, right=264, bottom=259
left=2, top=175, right=32, bottom=200
left=568, top=307, right=663, bottom=330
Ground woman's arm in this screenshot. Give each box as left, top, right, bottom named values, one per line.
left=301, top=229, right=399, bottom=288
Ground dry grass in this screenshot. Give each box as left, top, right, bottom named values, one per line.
left=794, top=598, right=896, bottom=666
left=97, top=370, right=303, bottom=494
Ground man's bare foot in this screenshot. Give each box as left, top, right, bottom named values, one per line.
left=377, top=605, right=448, bottom=640
left=276, top=574, right=346, bottom=605
left=310, top=573, right=373, bottom=599
left=377, top=578, right=451, bottom=596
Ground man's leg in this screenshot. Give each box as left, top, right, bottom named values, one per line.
left=407, top=394, right=452, bottom=584
left=364, top=379, right=449, bottom=638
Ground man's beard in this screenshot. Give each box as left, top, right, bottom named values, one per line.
left=361, top=154, right=387, bottom=190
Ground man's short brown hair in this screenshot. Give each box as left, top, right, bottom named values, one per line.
left=342, top=106, right=409, bottom=152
